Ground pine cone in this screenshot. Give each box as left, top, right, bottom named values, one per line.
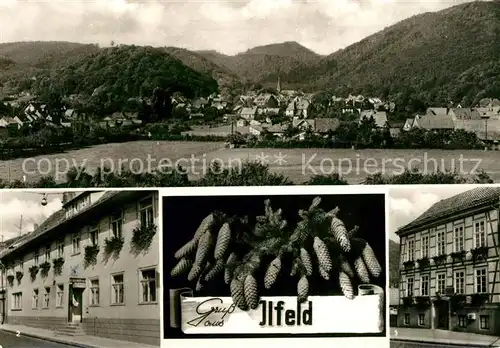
left=256, top=237, right=281, bottom=252
left=313, top=237, right=332, bottom=272
left=330, top=217, right=351, bottom=253
left=339, top=272, right=354, bottom=300
left=264, top=257, right=281, bottom=289
left=214, top=222, right=231, bottom=260
left=318, top=265, right=330, bottom=280
left=193, top=213, right=215, bottom=241
left=300, top=248, right=313, bottom=276
left=244, top=274, right=259, bottom=310
left=290, top=220, right=308, bottom=243
left=340, top=259, right=355, bottom=278
left=188, top=264, right=203, bottom=282
left=195, top=277, right=204, bottom=292
left=174, top=239, right=197, bottom=259
left=205, top=259, right=225, bottom=281
left=194, top=232, right=213, bottom=266
left=297, top=276, right=309, bottom=303
left=224, top=252, right=238, bottom=284
left=354, top=257, right=370, bottom=283
left=361, top=242, right=382, bottom=278
left=309, top=197, right=322, bottom=211
left=230, top=278, right=248, bottom=310
left=171, top=258, right=193, bottom=277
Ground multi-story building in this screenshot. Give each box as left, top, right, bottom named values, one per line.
left=396, top=187, right=500, bottom=336
left=0, top=190, right=160, bottom=345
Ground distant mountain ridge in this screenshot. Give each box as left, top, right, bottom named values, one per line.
left=1, top=1, right=499, bottom=105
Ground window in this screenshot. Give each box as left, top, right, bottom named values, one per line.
left=421, top=274, right=429, bottom=296
left=16, top=260, right=23, bottom=272
left=458, top=315, right=467, bottom=328
left=474, top=220, right=486, bottom=248
left=418, top=314, right=425, bottom=326
left=480, top=315, right=489, bottom=330
left=57, top=239, right=64, bottom=257
left=44, top=245, right=51, bottom=262
left=407, top=240, right=415, bottom=261
left=421, top=235, right=429, bottom=258
left=43, top=287, right=50, bottom=308
left=56, top=285, right=64, bottom=307
left=436, top=273, right=446, bottom=294
left=475, top=268, right=487, bottom=293
left=90, top=278, right=99, bottom=306
left=89, top=224, right=99, bottom=246
left=454, top=226, right=464, bottom=252
left=111, top=274, right=124, bottom=305
left=437, top=230, right=446, bottom=256
left=34, top=250, right=39, bottom=265
left=139, top=197, right=154, bottom=227
left=32, top=289, right=39, bottom=309
left=404, top=313, right=410, bottom=325
left=111, top=212, right=123, bottom=239
left=407, top=277, right=414, bottom=296
left=455, top=271, right=465, bottom=294
left=12, top=292, right=22, bottom=310
left=72, top=233, right=81, bottom=254
left=140, top=269, right=157, bottom=303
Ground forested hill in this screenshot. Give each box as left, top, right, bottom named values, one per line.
left=389, top=239, right=400, bottom=288
left=26, top=45, right=218, bottom=104
left=281, top=1, right=500, bottom=106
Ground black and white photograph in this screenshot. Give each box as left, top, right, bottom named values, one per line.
left=1, top=1, right=500, bottom=188
left=163, top=188, right=386, bottom=340
left=0, top=190, right=161, bottom=347
left=389, top=185, right=500, bottom=348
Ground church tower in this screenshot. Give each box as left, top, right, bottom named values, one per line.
left=276, top=73, right=281, bottom=93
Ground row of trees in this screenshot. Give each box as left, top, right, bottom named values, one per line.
left=0, top=162, right=493, bottom=189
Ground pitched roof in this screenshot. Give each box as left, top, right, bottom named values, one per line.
left=454, top=119, right=500, bottom=140
left=314, top=118, right=340, bottom=133
left=415, top=114, right=455, bottom=129
left=427, top=107, right=448, bottom=116
left=0, top=191, right=119, bottom=259
left=397, top=187, right=500, bottom=235
left=449, top=108, right=481, bottom=120
left=360, top=110, right=388, bottom=127
left=240, top=107, right=257, bottom=115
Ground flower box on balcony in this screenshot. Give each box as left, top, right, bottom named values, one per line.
left=432, top=254, right=447, bottom=266
left=415, top=296, right=431, bottom=309
left=471, top=293, right=489, bottom=307
left=450, top=250, right=466, bottom=262
left=417, top=257, right=430, bottom=269
left=403, top=260, right=415, bottom=269
left=402, top=296, right=414, bottom=307
left=471, top=247, right=488, bottom=262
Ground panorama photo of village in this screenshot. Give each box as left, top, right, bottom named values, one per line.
left=1, top=0, right=500, bottom=188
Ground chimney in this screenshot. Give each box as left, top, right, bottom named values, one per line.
left=33, top=223, right=39, bottom=231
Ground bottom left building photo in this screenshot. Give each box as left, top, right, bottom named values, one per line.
left=0, top=189, right=161, bottom=347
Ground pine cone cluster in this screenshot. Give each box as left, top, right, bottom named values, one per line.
left=171, top=197, right=383, bottom=311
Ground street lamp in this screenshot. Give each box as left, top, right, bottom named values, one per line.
left=481, top=115, right=490, bottom=147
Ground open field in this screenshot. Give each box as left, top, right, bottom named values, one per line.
left=0, top=141, right=499, bottom=184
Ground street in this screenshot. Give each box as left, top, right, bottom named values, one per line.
left=0, top=330, right=74, bottom=348
left=391, top=339, right=496, bottom=348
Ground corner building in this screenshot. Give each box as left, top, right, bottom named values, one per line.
left=397, top=187, right=500, bottom=336
left=0, top=191, right=160, bottom=345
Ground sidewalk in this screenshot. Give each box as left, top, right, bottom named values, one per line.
left=0, top=323, right=159, bottom=348
left=391, top=327, right=500, bottom=347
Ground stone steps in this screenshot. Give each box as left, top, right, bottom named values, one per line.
left=54, top=323, right=85, bottom=337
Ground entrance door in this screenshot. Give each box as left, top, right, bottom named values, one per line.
left=435, top=300, right=449, bottom=329
left=70, top=287, right=83, bottom=323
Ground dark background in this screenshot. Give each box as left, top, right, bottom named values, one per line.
left=163, top=194, right=386, bottom=339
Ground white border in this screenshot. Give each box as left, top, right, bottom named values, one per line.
left=159, top=185, right=390, bottom=347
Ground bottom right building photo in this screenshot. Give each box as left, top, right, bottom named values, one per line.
left=389, top=185, right=500, bottom=348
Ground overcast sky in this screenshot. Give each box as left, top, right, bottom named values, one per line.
left=0, top=192, right=62, bottom=241
left=0, top=0, right=473, bottom=55
left=388, top=186, right=478, bottom=242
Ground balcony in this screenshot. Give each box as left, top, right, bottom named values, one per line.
left=402, top=296, right=415, bottom=307
left=415, top=296, right=431, bottom=309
